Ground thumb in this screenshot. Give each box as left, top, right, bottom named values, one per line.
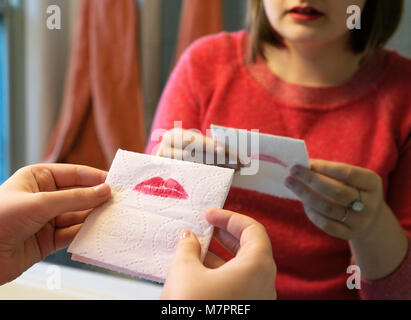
left=171, top=230, right=202, bottom=267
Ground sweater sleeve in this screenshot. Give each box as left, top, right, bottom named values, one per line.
left=145, top=41, right=206, bottom=155
left=360, top=135, right=411, bottom=300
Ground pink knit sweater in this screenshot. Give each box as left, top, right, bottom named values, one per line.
left=147, top=31, right=411, bottom=299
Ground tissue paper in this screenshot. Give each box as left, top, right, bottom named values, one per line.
left=68, top=150, right=234, bottom=283
left=211, top=124, right=309, bottom=200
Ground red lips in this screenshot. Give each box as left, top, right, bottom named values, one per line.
left=133, top=177, right=189, bottom=200
left=288, top=6, right=324, bottom=22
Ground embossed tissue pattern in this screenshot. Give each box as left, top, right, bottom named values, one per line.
left=68, top=150, right=234, bottom=283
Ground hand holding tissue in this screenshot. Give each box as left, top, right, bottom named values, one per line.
left=68, top=150, right=234, bottom=283
left=211, top=125, right=310, bottom=201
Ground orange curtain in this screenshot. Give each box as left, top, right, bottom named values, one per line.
left=174, top=0, right=224, bottom=62
left=44, top=0, right=146, bottom=171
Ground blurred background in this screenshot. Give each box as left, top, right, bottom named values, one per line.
left=0, top=0, right=410, bottom=274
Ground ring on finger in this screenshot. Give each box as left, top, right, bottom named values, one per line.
left=340, top=207, right=349, bottom=223
left=348, top=189, right=365, bottom=213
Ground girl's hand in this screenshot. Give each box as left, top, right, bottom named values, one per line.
left=161, top=209, right=277, bottom=300
left=285, top=159, right=385, bottom=241
left=0, top=164, right=111, bottom=285
left=154, top=128, right=243, bottom=170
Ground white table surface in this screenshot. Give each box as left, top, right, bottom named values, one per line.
left=0, top=262, right=163, bottom=300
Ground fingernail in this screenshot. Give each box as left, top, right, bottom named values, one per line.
left=179, top=230, right=191, bottom=239
left=94, top=183, right=110, bottom=196
left=285, top=177, right=295, bottom=188
left=240, top=157, right=252, bottom=168
left=291, top=166, right=301, bottom=177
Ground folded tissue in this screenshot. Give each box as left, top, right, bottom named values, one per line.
left=211, top=124, right=310, bottom=201
left=68, top=149, right=234, bottom=283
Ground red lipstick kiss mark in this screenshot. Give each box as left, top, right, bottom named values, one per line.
left=251, top=154, right=288, bottom=168
left=133, top=177, right=189, bottom=200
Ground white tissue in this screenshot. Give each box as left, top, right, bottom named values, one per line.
left=211, top=124, right=309, bottom=200
left=68, top=150, right=234, bottom=283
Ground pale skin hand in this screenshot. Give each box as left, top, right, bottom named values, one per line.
left=285, top=159, right=409, bottom=280
left=154, top=128, right=244, bottom=170
left=0, top=164, right=111, bottom=285
left=161, top=209, right=277, bottom=300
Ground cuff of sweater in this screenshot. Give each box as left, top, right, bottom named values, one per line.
left=359, top=236, right=411, bottom=300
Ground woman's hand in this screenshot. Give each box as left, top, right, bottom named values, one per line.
left=154, top=128, right=243, bottom=170
left=0, top=164, right=111, bottom=285
left=161, top=209, right=277, bottom=300
left=285, top=159, right=385, bottom=240
left=285, top=159, right=408, bottom=280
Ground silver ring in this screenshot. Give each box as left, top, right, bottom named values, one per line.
left=341, top=208, right=349, bottom=223
left=349, top=189, right=365, bottom=213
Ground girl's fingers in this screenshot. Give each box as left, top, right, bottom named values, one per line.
left=162, top=129, right=220, bottom=152
left=303, top=205, right=351, bottom=240
left=54, top=224, right=83, bottom=251
left=159, top=129, right=244, bottom=168
left=32, top=184, right=111, bottom=224
left=290, top=165, right=358, bottom=207
left=203, top=252, right=226, bottom=269
left=286, top=176, right=364, bottom=228
left=171, top=230, right=203, bottom=268
left=55, top=209, right=93, bottom=228
left=286, top=176, right=346, bottom=221
left=205, top=209, right=273, bottom=258
left=158, top=142, right=242, bottom=170
left=309, top=159, right=381, bottom=191
left=213, top=228, right=240, bottom=256
left=30, top=164, right=108, bottom=189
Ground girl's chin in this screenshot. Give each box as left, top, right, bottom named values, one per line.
left=282, top=35, right=328, bottom=45
left=279, top=28, right=334, bottom=45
